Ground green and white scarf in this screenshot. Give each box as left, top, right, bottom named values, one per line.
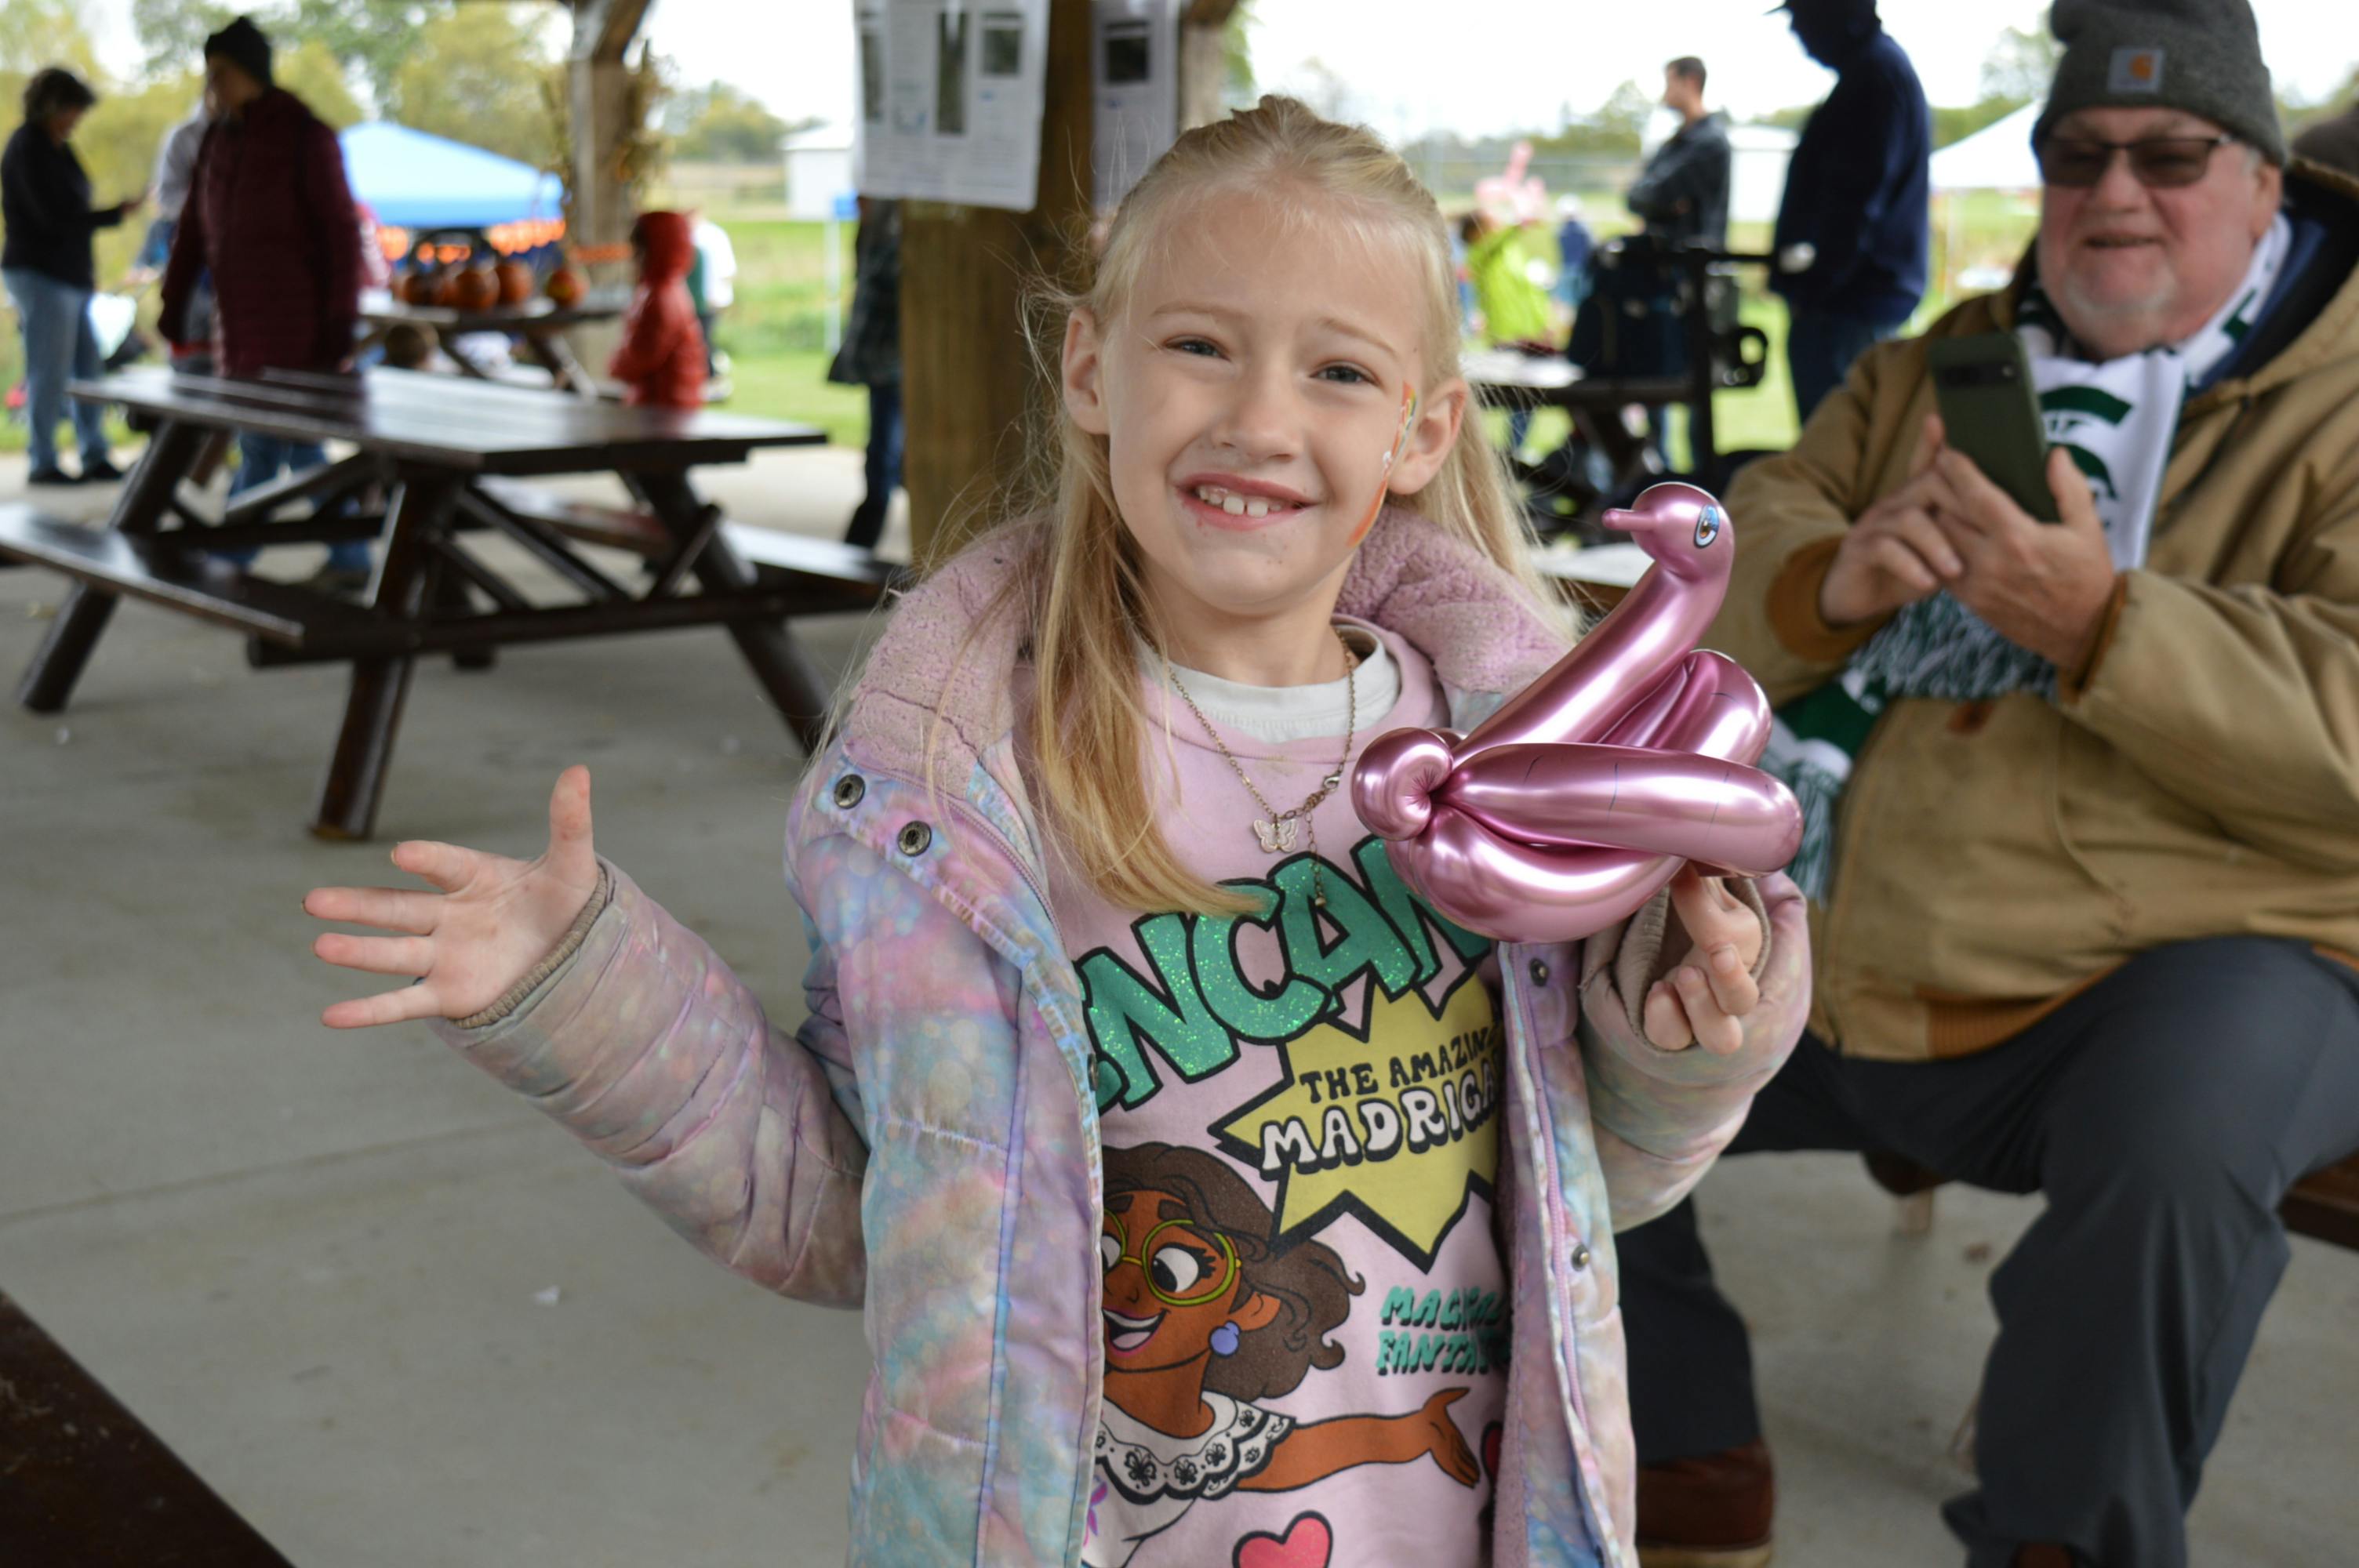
left=1763, top=214, right=2292, bottom=902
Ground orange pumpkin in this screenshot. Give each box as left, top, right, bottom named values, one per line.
left=494, top=260, right=533, bottom=306
left=449, top=266, right=500, bottom=312
left=543, top=265, right=585, bottom=307
left=396, top=269, right=438, bottom=306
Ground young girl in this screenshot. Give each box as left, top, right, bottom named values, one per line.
left=304, top=97, right=1808, bottom=1568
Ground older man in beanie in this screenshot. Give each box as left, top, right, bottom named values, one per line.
left=159, top=15, right=369, bottom=587
left=1619, top=2, right=2359, bottom=1566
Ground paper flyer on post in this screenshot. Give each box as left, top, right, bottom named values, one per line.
left=853, top=0, right=1050, bottom=212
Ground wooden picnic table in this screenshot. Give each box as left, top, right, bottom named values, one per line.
left=0, top=1287, right=296, bottom=1566
left=1, top=365, right=896, bottom=840
left=355, top=286, right=630, bottom=397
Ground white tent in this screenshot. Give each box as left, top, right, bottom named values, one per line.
left=1932, top=102, right=2042, bottom=192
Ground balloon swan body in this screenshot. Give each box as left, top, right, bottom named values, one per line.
left=1352, top=483, right=1802, bottom=943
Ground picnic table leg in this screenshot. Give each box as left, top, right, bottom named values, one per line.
left=634, top=470, right=834, bottom=753
left=16, top=420, right=209, bottom=713
left=523, top=328, right=598, bottom=399
left=310, top=470, right=460, bottom=840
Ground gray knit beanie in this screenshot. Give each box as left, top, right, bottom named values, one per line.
left=2033, top=0, right=2285, bottom=166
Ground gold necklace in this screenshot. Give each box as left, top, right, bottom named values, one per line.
left=1162, top=627, right=1359, bottom=908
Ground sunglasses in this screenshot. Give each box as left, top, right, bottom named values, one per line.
left=2036, top=133, right=2236, bottom=190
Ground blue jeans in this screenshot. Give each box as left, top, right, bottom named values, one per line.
left=1787, top=306, right=1899, bottom=426
left=4, top=267, right=111, bottom=474
left=222, top=432, right=369, bottom=572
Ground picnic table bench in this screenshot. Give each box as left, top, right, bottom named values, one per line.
left=0, top=1287, right=295, bottom=1566
left=0, top=366, right=896, bottom=840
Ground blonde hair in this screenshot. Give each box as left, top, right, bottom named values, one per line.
left=945, top=96, right=1566, bottom=916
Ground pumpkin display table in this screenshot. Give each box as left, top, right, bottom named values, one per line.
left=355, top=285, right=629, bottom=398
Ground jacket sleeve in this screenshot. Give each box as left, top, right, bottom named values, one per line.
left=303, top=120, right=361, bottom=365
left=431, top=860, right=872, bottom=1308
left=1575, top=874, right=1809, bottom=1230
left=1626, top=135, right=1711, bottom=228
left=605, top=286, right=684, bottom=384
left=2058, top=454, right=2359, bottom=871
left=158, top=135, right=209, bottom=343
left=1707, top=335, right=1919, bottom=702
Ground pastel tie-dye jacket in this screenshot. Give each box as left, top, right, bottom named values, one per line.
left=434, top=508, right=1809, bottom=1566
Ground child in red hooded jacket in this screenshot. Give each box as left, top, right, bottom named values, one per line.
left=606, top=209, right=705, bottom=408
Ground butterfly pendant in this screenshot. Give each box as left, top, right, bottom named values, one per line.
left=1253, top=817, right=1299, bottom=854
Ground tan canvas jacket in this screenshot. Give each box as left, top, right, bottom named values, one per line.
left=1710, top=162, right=2359, bottom=1061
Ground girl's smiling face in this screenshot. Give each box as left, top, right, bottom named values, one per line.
left=1061, top=186, right=1466, bottom=675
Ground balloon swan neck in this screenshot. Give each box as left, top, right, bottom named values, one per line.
left=1350, top=483, right=1801, bottom=944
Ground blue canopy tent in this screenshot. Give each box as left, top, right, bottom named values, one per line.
left=338, top=122, right=564, bottom=232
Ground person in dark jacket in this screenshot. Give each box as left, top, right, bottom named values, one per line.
left=831, top=196, right=903, bottom=551
left=1627, top=56, right=1732, bottom=249
left=160, top=16, right=368, bottom=587
left=1770, top=0, right=1931, bottom=421
left=2, top=67, right=142, bottom=485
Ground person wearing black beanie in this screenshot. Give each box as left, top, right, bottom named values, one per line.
left=164, top=13, right=372, bottom=587
left=202, top=16, right=274, bottom=93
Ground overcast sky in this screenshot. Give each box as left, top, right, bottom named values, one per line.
left=78, top=0, right=2359, bottom=142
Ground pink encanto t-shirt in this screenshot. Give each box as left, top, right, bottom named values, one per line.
left=1053, top=621, right=1510, bottom=1568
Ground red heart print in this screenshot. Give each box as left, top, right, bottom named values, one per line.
left=1231, top=1511, right=1333, bottom=1568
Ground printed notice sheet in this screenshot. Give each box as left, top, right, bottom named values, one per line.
left=854, top=0, right=1050, bottom=212
left=1092, top=0, right=1180, bottom=208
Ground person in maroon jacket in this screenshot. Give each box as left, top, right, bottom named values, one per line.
left=606, top=210, right=706, bottom=410
left=159, top=16, right=369, bottom=588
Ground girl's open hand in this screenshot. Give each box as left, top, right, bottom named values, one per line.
left=303, top=767, right=601, bottom=1029
left=1641, top=866, right=1765, bottom=1055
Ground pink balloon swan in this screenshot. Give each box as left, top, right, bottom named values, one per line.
left=1352, top=483, right=1802, bottom=943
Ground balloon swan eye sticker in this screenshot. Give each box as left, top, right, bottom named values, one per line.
left=1693, top=504, right=1721, bottom=548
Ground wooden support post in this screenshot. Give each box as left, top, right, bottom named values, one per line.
left=1177, top=0, right=1240, bottom=131
left=899, top=0, right=1093, bottom=568
left=569, top=0, right=653, bottom=370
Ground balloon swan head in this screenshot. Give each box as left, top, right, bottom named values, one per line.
left=1601, top=481, right=1732, bottom=587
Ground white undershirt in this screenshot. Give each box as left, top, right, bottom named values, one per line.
left=1149, top=619, right=1400, bottom=743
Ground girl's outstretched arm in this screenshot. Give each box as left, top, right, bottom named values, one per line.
left=302, top=768, right=871, bottom=1306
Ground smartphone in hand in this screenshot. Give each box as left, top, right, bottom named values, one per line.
left=1927, top=333, right=2059, bottom=522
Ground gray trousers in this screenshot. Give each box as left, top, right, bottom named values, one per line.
left=1618, top=936, right=2359, bottom=1568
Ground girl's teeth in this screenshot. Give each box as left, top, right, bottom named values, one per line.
left=1192, top=485, right=1290, bottom=517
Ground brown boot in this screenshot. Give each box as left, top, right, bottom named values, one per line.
left=1635, top=1439, right=1775, bottom=1568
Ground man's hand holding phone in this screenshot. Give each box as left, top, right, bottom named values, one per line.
left=1822, top=412, right=2118, bottom=671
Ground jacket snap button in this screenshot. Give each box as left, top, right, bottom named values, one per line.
left=896, top=821, right=933, bottom=857
left=1570, top=1242, right=1591, bottom=1269
left=832, top=775, right=867, bottom=808
left=1528, top=959, right=1550, bottom=986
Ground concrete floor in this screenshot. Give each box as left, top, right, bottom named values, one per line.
left=2, top=445, right=2354, bottom=1566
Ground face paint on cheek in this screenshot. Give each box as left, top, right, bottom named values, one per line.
left=1349, top=383, right=1422, bottom=548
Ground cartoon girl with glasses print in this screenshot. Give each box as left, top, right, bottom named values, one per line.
left=1085, top=1142, right=1481, bottom=1566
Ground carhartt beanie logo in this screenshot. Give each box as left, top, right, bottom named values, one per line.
left=2034, top=0, right=2285, bottom=166
left=202, top=16, right=274, bottom=88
